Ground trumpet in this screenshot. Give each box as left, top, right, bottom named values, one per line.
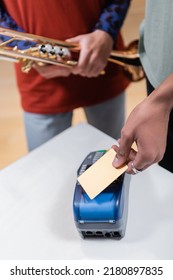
left=0, top=27, right=144, bottom=82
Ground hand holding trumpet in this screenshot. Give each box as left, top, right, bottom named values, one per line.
left=67, top=30, right=113, bottom=78
left=34, top=30, right=113, bottom=79
left=0, top=27, right=144, bottom=81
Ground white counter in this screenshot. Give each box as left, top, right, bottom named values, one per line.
left=0, top=123, right=172, bottom=260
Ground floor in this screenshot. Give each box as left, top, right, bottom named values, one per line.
left=0, top=0, right=146, bottom=169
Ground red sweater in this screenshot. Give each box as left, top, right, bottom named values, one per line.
left=3, top=0, right=129, bottom=113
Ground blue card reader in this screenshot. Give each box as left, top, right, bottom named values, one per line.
left=73, top=150, right=130, bottom=239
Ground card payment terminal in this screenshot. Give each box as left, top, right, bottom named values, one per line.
left=73, top=150, right=130, bottom=239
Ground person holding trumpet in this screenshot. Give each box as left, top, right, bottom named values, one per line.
left=0, top=0, right=131, bottom=151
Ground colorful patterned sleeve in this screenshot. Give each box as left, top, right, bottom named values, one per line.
left=0, top=1, right=131, bottom=48
left=0, top=4, right=35, bottom=49
left=94, top=0, right=131, bottom=40
left=0, top=4, right=23, bottom=31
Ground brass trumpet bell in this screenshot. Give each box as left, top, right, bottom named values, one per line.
left=0, top=27, right=144, bottom=82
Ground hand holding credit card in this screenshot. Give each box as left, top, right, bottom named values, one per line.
left=77, top=148, right=128, bottom=199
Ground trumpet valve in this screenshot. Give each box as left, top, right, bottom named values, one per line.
left=58, top=47, right=71, bottom=59
left=39, top=44, right=52, bottom=54
left=38, top=44, right=71, bottom=60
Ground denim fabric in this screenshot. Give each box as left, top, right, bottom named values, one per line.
left=24, top=93, right=125, bottom=151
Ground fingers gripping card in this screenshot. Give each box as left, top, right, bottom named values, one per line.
left=77, top=148, right=128, bottom=199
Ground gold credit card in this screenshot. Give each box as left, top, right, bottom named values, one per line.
left=77, top=148, right=128, bottom=199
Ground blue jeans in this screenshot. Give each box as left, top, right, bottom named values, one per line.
left=24, top=93, right=125, bottom=151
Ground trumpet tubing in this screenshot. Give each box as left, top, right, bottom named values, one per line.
left=0, top=27, right=144, bottom=81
